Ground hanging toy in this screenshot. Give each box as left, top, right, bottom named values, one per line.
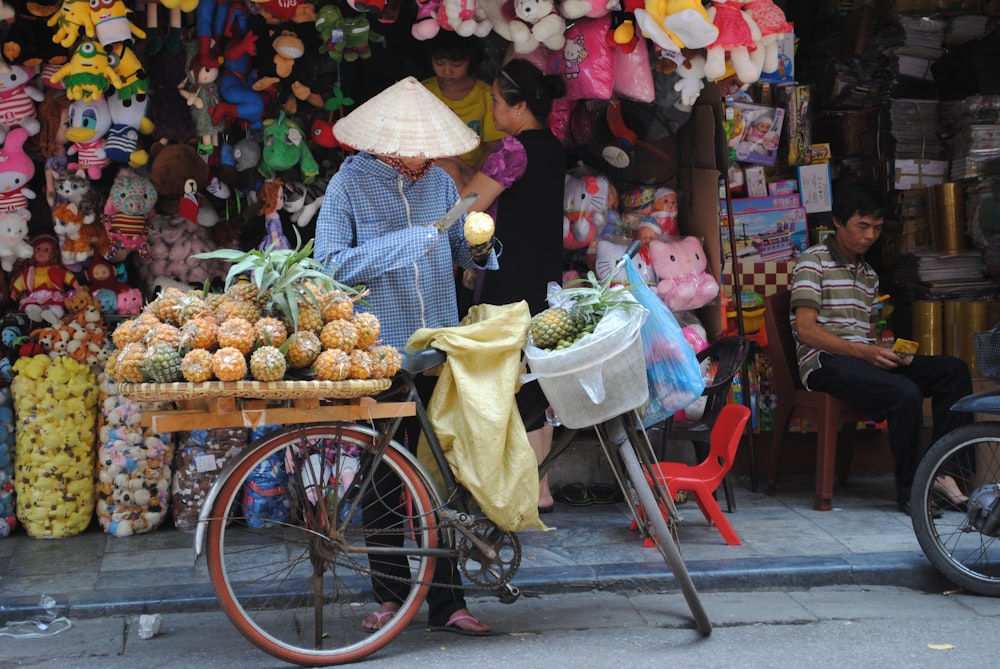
left=48, top=0, right=97, bottom=49
left=90, top=0, right=146, bottom=47
left=0, top=65, right=45, bottom=143
left=65, top=96, right=112, bottom=179
left=49, top=40, right=125, bottom=102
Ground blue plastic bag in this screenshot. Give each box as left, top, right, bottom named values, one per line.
left=624, top=256, right=706, bottom=427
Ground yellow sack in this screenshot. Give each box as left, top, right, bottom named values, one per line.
left=408, top=301, right=545, bottom=532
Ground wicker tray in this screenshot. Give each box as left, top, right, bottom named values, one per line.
left=117, top=378, right=392, bottom=402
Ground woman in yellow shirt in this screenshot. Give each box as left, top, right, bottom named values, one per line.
left=421, top=33, right=505, bottom=184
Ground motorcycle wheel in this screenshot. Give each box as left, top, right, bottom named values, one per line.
left=912, top=424, right=1000, bottom=596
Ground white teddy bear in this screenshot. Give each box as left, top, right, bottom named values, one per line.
left=0, top=209, right=33, bottom=272
left=485, top=0, right=566, bottom=54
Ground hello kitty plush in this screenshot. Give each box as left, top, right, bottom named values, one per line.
left=594, top=237, right=654, bottom=285
left=649, top=236, right=719, bottom=312
left=563, top=171, right=608, bottom=250
left=0, top=65, right=45, bottom=142
left=703, top=0, right=762, bottom=84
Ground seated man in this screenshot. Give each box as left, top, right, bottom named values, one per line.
left=789, top=179, right=972, bottom=515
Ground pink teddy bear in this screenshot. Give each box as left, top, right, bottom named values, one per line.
left=649, top=236, right=720, bottom=312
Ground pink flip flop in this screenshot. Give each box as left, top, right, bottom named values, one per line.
left=362, top=608, right=396, bottom=633
left=432, top=613, right=491, bottom=636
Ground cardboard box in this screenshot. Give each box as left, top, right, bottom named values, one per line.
left=798, top=163, right=833, bottom=214
left=769, top=179, right=799, bottom=195
left=721, top=204, right=808, bottom=263
left=726, top=102, right=785, bottom=167
left=745, top=165, right=768, bottom=197
left=723, top=195, right=803, bottom=214
left=781, top=85, right=812, bottom=166
left=893, top=158, right=949, bottom=189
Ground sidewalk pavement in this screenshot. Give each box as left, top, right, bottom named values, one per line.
left=0, top=472, right=949, bottom=623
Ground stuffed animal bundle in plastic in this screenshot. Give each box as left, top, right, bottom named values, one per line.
left=649, top=236, right=719, bottom=312
left=11, top=354, right=99, bottom=538
left=96, top=379, right=173, bottom=537
left=172, top=428, right=248, bottom=531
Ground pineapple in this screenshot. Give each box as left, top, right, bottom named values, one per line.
left=145, top=322, right=183, bottom=348
left=254, top=317, right=288, bottom=348
left=112, top=314, right=159, bottom=349
left=141, top=343, right=182, bottom=382
left=215, top=297, right=262, bottom=323
left=348, top=348, right=375, bottom=380
left=320, top=319, right=359, bottom=352
left=175, top=295, right=211, bottom=325
left=369, top=344, right=402, bottom=378
left=321, top=289, right=355, bottom=323
left=463, top=211, right=495, bottom=246
left=104, top=348, right=122, bottom=381
left=181, top=315, right=219, bottom=351
left=285, top=331, right=321, bottom=368
left=226, top=280, right=260, bottom=304
left=117, top=342, right=148, bottom=383
left=250, top=345, right=287, bottom=381
left=352, top=312, right=381, bottom=350
left=150, top=287, right=188, bottom=325
left=311, top=349, right=351, bottom=381
left=205, top=292, right=227, bottom=310
left=291, top=302, right=324, bottom=335
left=529, top=307, right=575, bottom=349
left=212, top=346, right=248, bottom=381
left=218, top=317, right=256, bottom=355
left=532, top=270, right=641, bottom=350
left=193, top=231, right=357, bottom=334
left=181, top=348, right=216, bottom=382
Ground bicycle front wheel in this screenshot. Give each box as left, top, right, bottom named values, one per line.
left=911, top=423, right=1000, bottom=596
left=205, top=424, right=441, bottom=666
left=618, top=438, right=713, bottom=636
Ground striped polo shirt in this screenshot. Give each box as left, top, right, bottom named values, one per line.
left=789, top=237, right=879, bottom=388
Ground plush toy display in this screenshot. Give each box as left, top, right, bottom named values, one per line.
left=563, top=170, right=608, bottom=250
left=65, top=96, right=112, bottom=179
left=743, top=0, right=791, bottom=74
left=0, top=127, right=37, bottom=212
left=0, top=208, right=33, bottom=272
left=9, top=234, right=83, bottom=324
left=703, top=0, right=762, bottom=84
left=260, top=113, right=319, bottom=183
left=149, top=141, right=209, bottom=216
left=484, top=0, right=566, bottom=54
left=649, top=236, right=720, bottom=312
left=102, top=167, right=158, bottom=261
left=0, top=65, right=45, bottom=142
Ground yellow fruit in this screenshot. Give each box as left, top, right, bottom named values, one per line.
left=254, top=317, right=287, bottom=348
left=463, top=211, right=495, bottom=246
left=218, top=317, right=256, bottom=355
left=285, top=331, right=321, bottom=368
left=181, top=315, right=219, bottom=350
left=312, top=349, right=351, bottom=381
left=369, top=344, right=402, bottom=378
left=215, top=298, right=261, bottom=323
left=348, top=349, right=374, bottom=380
left=320, top=319, right=358, bottom=352
left=321, top=290, right=355, bottom=323
left=181, top=348, right=215, bottom=382
left=212, top=346, right=248, bottom=381
left=249, top=346, right=287, bottom=381
left=117, top=343, right=147, bottom=383
left=352, top=312, right=381, bottom=350
left=145, top=322, right=183, bottom=348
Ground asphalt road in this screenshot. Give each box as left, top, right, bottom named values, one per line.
left=4, top=586, right=998, bottom=668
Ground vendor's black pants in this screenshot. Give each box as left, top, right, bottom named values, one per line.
left=361, top=374, right=466, bottom=626
left=806, top=353, right=973, bottom=505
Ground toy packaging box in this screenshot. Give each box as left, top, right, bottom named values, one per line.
left=720, top=196, right=808, bottom=263
left=726, top=102, right=786, bottom=167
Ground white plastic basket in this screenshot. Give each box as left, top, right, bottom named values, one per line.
left=524, top=306, right=648, bottom=428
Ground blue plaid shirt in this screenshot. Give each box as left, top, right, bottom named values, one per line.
left=314, top=152, right=497, bottom=350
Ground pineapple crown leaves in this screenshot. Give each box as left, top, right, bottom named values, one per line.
left=554, top=271, right=641, bottom=323
left=193, top=230, right=362, bottom=330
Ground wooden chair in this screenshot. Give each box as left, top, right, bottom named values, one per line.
left=763, top=290, right=868, bottom=511
left=658, top=335, right=752, bottom=512
left=644, top=404, right=751, bottom=546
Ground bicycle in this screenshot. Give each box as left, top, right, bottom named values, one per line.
left=137, top=299, right=712, bottom=665
left=910, top=327, right=1000, bottom=596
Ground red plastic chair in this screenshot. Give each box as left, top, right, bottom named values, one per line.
left=763, top=290, right=868, bottom=511
left=637, top=404, right=751, bottom=546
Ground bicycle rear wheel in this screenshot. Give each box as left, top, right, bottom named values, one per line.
left=618, top=436, right=713, bottom=636
left=205, top=424, right=441, bottom=666
left=911, top=424, right=1000, bottom=596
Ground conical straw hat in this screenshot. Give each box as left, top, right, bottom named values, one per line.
left=334, top=76, right=480, bottom=159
